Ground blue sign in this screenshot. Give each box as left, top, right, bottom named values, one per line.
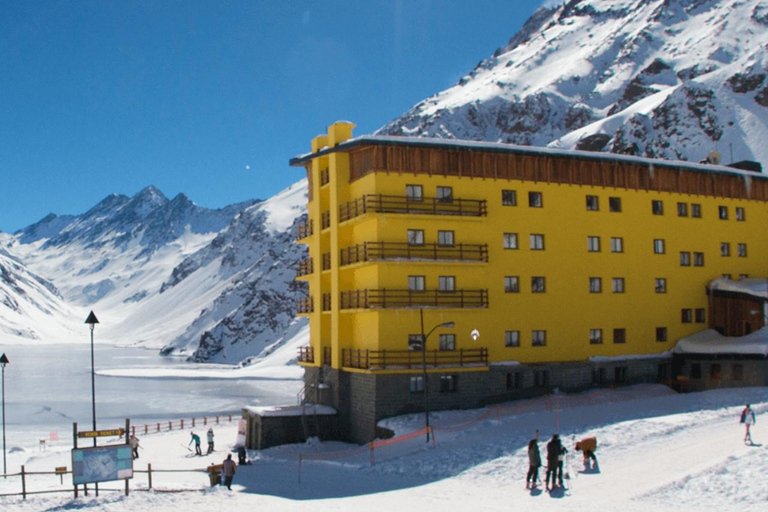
left=72, top=445, right=133, bottom=485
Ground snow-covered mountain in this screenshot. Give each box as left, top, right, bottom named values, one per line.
left=378, top=0, right=768, bottom=167
left=2, top=182, right=308, bottom=364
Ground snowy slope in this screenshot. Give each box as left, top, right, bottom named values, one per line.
left=2, top=384, right=766, bottom=511
left=378, top=0, right=768, bottom=167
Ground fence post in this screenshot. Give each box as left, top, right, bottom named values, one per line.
left=430, top=427, right=436, bottom=448
left=297, top=455, right=302, bottom=484
left=229, top=414, right=232, bottom=423
left=369, top=442, right=375, bottom=467
left=156, top=423, right=160, bottom=433
left=21, top=465, right=27, bottom=500
left=180, top=419, right=184, bottom=429
left=144, top=424, right=148, bottom=435
left=168, top=421, right=172, bottom=431
left=204, top=417, right=208, bottom=426
left=192, top=418, right=195, bottom=428
left=148, top=463, right=153, bottom=490
left=216, top=416, right=220, bottom=425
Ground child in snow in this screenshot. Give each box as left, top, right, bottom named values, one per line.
left=190, top=432, right=202, bottom=455
left=526, top=438, right=542, bottom=489
left=207, top=428, right=215, bottom=454
left=740, top=404, right=756, bottom=444
left=574, top=436, right=598, bottom=468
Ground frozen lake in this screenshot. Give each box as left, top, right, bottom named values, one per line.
left=0, top=343, right=300, bottom=451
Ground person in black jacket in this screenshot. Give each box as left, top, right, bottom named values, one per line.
left=526, top=437, right=542, bottom=489
left=545, top=434, right=561, bottom=490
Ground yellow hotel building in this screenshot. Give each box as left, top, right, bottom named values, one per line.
left=290, top=121, right=768, bottom=443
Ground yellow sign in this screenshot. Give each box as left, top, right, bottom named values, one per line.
left=77, top=428, right=124, bottom=438
left=55, top=466, right=67, bottom=474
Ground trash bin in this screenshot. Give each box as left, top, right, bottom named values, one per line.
left=208, top=464, right=223, bottom=487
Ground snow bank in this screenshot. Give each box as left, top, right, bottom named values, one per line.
left=674, top=328, right=768, bottom=356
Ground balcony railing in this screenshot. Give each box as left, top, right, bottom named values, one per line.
left=322, top=293, right=332, bottom=312
left=340, top=242, right=488, bottom=266
left=295, top=220, right=313, bottom=241
left=342, top=348, right=488, bottom=370
left=320, top=168, right=330, bottom=186
left=322, top=252, right=331, bottom=271
left=298, top=297, right=314, bottom=314
left=323, top=346, right=332, bottom=365
left=321, top=210, right=331, bottom=230
left=298, top=346, right=314, bottom=363
left=296, top=258, right=314, bottom=277
left=339, top=194, right=487, bottom=222
left=340, top=289, right=489, bottom=309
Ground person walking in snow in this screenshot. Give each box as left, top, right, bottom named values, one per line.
left=129, top=435, right=140, bottom=460
left=207, top=428, right=215, bottom=454
left=237, top=444, right=248, bottom=465
left=741, top=404, right=756, bottom=444
left=222, top=453, right=237, bottom=490
left=574, top=436, right=598, bottom=469
left=545, top=434, right=562, bottom=491
left=526, top=437, right=542, bottom=489
left=190, top=432, right=202, bottom=456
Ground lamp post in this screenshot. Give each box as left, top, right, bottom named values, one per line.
left=1, top=353, right=8, bottom=477
left=420, top=309, right=454, bottom=443
left=85, top=311, right=100, bottom=439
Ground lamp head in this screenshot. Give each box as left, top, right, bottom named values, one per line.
left=440, top=322, right=455, bottom=329
left=0, top=353, right=8, bottom=367
left=85, top=311, right=100, bottom=330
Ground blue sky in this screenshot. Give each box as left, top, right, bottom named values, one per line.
left=0, top=0, right=550, bottom=233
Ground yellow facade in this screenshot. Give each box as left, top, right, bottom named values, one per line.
left=294, top=122, right=768, bottom=373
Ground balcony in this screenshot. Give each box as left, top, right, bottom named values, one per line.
left=295, top=220, right=313, bottom=241
left=298, top=346, right=314, bottom=363
left=320, top=168, right=330, bottom=186
left=296, top=258, right=314, bottom=277
left=339, top=289, right=489, bottom=309
left=298, top=297, right=314, bottom=314
left=321, top=210, right=331, bottom=230
left=322, top=293, right=332, bottom=312
left=342, top=348, right=488, bottom=370
left=340, top=242, right=488, bottom=266
left=322, top=252, right=331, bottom=271
left=339, top=194, right=487, bottom=222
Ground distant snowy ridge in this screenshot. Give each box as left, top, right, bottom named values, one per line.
left=378, top=0, right=768, bottom=168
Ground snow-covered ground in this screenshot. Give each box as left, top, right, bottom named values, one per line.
left=3, top=384, right=766, bottom=511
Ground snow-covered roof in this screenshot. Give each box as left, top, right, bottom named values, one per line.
left=673, top=328, right=768, bottom=357
left=243, top=404, right=337, bottom=418
left=290, top=135, right=766, bottom=182
left=709, top=277, right=768, bottom=300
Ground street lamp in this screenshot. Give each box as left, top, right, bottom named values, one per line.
left=85, top=311, right=100, bottom=440
left=1, top=353, right=8, bottom=477
left=420, top=309, right=454, bottom=442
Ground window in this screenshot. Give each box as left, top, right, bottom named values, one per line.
left=677, top=202, right=688, bottom=217
left=691, top=203, right=702, bottom=218
left=587, top=236, right=601, bottom=252
left=613, top=328, right=626, bottom=344
left=436, top=186, right=453, bottom=203
left=438, top=230, right=454, bottom=246
left=656, top=327, right=667, bottom=342
left=506, top=372, right=522, bottom=389
left=408, top=275, right=425, bottom=291
left=532, top=330, right=547, bottom=346
left=739, top=274, right=749, bottom=279
left=681, top=309, right=692, bottom=323
left=589, top=328, right=603, bottom=344
left=586, top=195, right=599, bottom=211
left=710, top=364, right=722, bottom=380
left=721, top=242, right=731, bottom=257
left=503, top=233, right=518, bottom=250
left=438, top=276, right=455, bottom=292
left=736, top=207, right=746, bottom=221
left=407, top=229, right=424, bottom=245
left=722, top=274, right=732, bottom=279
left=693, top=252, right=704, bottom=267
left=609, top=197, right=622, bottom=212
left=408, top=334, right=424, bottom=351
left=530, top=234, right=545, bottom=250
left=505, top=330, right=520, bottom=347
left=611, top=237, right=624, bottom=253
left=409, top=375, right=424, bottom=393
left=652, top=200, right=664, bottom=215
left=679, top=252, right=691, bottom=266
left=502, top=189, right=517, bottom=206
left=592, top=367, right=606, bottom=384
left=528, top=191, right=543, bottom=208
left=614, top=366, right=627, bottom=384
left=440, top=374, right=458, bottom=393
left=655, top=278, right=667, bottom=293
left=589, top=277, right=602, bottom=293
left=732, top=364, right=744, bottom=381
left=504, top=276, right=520, bottom=293
left=533, top=370, right=549, bottom=387
left=531, top=276, right=546, bottom=293
left=690, top=363, right=702, bottom=379
left=439, top=334, right=455, bottom=351
left=695, top=308, right=706, bottom=323
left=738, top=243, right=747, bottom=257
left=406, top=184, right=423, bottom=202
left=612, top=277, right=625, bottom=293
left=653, top=239, right=665, bottom=254
left=718, top=205, right=728, bottom=220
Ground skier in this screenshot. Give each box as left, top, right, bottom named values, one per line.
left=740, top=404, right=756, bottom=444
left=526, top=437, right=542, bottom=489
left=129, top=435, right=140, bottom=460
left=545, top=434, right=564, bottom=491
left=222, top=453, right=237, bottom=490
left=207, top=428, right=215, bottom=454
left=189, top=432, right=202, bottom=456
left=574, top=436, right=598, bottom=469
